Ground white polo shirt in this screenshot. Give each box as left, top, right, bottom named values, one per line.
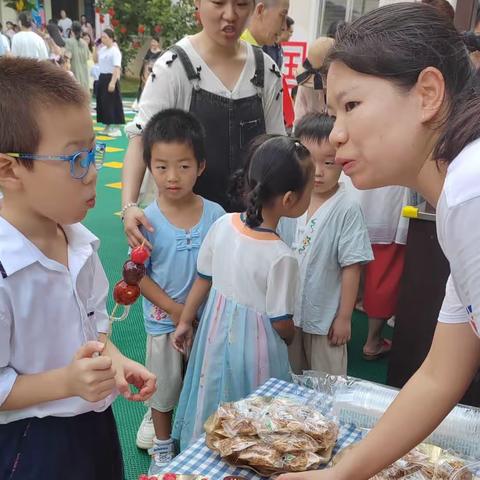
left=437, top=138, right=480, bottom=337
left=0, top=217, right=115, bottom=423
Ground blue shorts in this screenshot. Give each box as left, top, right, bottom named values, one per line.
left=0, top=407, right=123, bottom=479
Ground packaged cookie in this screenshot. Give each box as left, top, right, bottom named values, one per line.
left=222, top=418, right=258, bottom=438
left=282, top=451, right=323, bottom=472
left=260, top=432, right=319, bottom=453
left=236, top=444, right=283, bottom=470
left=212, top=436, right=257, bottom=457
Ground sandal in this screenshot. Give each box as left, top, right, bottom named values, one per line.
left=363, top=338, right=392, bottom=361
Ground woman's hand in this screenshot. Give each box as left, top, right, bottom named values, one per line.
left=108, top=81, right=115, bottom=93
left=123, top=205, right=154, bottom=248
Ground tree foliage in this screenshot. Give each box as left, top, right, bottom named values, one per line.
left=96, top=0, right=199, bottom=70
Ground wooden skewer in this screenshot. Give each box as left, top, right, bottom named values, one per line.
left=100, top=303, right=119, bottom=354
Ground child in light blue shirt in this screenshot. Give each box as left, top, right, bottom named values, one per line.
left=136, top=109, right=224, bottom=475
left=287, top=113, right=373, bottom=376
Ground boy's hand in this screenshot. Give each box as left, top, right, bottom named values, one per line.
left=66, top=341, right=116, bottom=402
left=123, top=205, right=154, bottom=248
left=169, top=302, right=184, bottom=326
left=172, top=322, right=193, bottom=354
left=114, top=357, right=157, bottom=402
left=328, top=315, right=351, bottom=346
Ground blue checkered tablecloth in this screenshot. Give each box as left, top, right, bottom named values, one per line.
left=160, top=378, right=365, bottom=479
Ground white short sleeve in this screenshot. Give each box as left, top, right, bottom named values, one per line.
left=112, top=47, right=122, bottom=68
left=197, top=219, right=221, bottom=280
left=0, top=288, right=17, bottom=406
left=125, top=52, right=181, bottom=137
left=338, top=204, right=374, bottom=267
left=439, top=196, right=480, bottom=334
left=266, top=254, right=299, bottom=321
left=438, top=275, right=468, bottom=324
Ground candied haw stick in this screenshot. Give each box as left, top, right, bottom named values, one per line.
left=101, top=243, right=151, bottom=350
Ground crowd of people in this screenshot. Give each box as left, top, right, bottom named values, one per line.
left=0, top=9, right=125, bottom=137
left=1, top=0, right=480, bottom=479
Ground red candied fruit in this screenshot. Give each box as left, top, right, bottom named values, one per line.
left=122, top=260, right=146, bottom=285
left=163, top=474, right=177, bottom=480
left=113, top=280, right=140, bottom=306
left=131, top=245, right=150, bottom=264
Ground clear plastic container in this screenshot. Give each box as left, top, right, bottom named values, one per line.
left=449, top=460, right=480, bottom=479
left=293, top=372, right=480, bottom=459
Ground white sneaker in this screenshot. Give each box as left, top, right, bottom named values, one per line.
left=107, top=127, right=122, bottom=137
left=148, top=438, right=176, bottom=475
left=136, top=409, right=155, bottom=450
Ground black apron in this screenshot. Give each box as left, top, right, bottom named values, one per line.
left=169, top=45, right=267, bottom=212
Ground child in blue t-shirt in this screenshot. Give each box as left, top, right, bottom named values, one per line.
left=136, top=109, right=225, bottom=475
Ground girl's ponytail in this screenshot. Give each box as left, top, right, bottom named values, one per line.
left=245, top=183, right=264, bottom=228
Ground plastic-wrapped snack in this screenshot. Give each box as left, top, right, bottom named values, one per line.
left=222, top=418, right=258, bottom=438
left=282, top=451, right=323, bottom=472
left=260, top=432, right=319, bottom=453
left=217, top=403, right=239, bottom=420
left=236, top=444, right=284, bottom=470
left=298, top=418, right=339, bottom=446
left=433, top=453, right=470, bottom=480
left=212, top=436, right=257, bottom=457
left=334, top=443, right=474, bottom=480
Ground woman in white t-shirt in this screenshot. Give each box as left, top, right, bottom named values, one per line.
left=279, top=4, right=480, bottom=480
left=121, top=0, right=285, bottom=246
left=93, top=28, right=125, bottom=137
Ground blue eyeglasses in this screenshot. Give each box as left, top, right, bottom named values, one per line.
left=7, top=143, right=107, bottom=180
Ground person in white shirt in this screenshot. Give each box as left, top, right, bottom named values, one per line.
left=121, top=0, right=285, bottom=247
left=93, top=28, right=125, bottom=137
left=279, top=4, right=480, bottom=480
left=0, top=23, right=10, bottom=57
left=58, top=9, right=72, bottom=38
left=11, top=12, right=48, bottom=60
left=0, top=57, right=156, bottom=477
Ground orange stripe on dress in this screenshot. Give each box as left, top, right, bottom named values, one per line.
left=231, top=213, right=279, bottom=241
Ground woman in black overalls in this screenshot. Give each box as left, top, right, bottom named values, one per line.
left=122, top=0, right=285, bottom=246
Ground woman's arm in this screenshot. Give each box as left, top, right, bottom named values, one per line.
left=121, top=136, right=152, bottom=247
left=108, top=66, right=121, bottom=92
left=279, top=321, right=480, bottom=480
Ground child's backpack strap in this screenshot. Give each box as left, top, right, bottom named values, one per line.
left=168, top=45, right=201, bottom=81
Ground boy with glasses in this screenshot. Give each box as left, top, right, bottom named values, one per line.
left=0, top=57, right=156, bottom=478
